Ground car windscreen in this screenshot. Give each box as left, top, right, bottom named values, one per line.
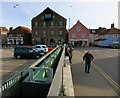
left=42, top=46, right=47, bottom=48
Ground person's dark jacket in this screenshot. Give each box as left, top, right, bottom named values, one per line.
left=83, top=52, right=94, bottom=64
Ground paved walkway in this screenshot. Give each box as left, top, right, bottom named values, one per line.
left=71, top=50, right=118, bottom=96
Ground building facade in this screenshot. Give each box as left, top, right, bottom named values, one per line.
left=94, top=23, right=120, bottom=46
left=0, top=26, right=8, bottom=44
left=7, top=26, right=32, bottom=45
left=69, top=20, right=90, bottom=47
left=31, top=7, right=67, bottom=44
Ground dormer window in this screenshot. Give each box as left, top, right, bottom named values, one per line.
left=45, top=14, right=51, bottom=18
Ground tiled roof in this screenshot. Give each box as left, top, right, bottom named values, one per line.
left=8, top=26, right=31, bottom=34
left=0, top=26, right=8, bottom=31
left=19, top=26, right=31, bottom=33
left=98, top=27, right=120, bottom=35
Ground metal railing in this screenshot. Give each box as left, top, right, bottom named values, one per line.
left=0, top=67, right=28, bottom=95
left=0, top=45, right=61, bottom=96
left=28, top=46, right=62, bottom=83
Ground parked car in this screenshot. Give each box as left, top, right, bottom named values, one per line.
left=34, top=45, right=48, bottom=53
left=47, top=44, right=56, bottom=51
left=109, top=43, right=120, bottom=49
left=14, top=46, right=44, bottom=59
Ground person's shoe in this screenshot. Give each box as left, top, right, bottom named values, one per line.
left=85, top=70, right=87, bottom=73
left=87, top=71, right=90, bottom=73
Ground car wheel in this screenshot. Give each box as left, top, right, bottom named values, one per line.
left=113, top=47, right=116, bottom=49
left=16, top=55, right=21, bottom=59
left=36, top=55, right=40, bottom=59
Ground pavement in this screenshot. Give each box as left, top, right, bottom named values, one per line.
left=0, top=48, right=36, bottom=83
left=71, top=49, right=118, bottom=96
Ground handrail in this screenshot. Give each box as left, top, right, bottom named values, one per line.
left=0, top=46, right=60, bottom=95
left=28, top=46, right=61, bottom=83
left=0, top=67, right=28, bottom=93
left=47, top=45, right=65, bottom=96
left=30, top=46, right=59, bottom=68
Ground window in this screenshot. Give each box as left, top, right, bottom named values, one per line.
left=43, top=31, right=46, bottom=35
left=51, top=22, right=54, bottom=26
left=60, top=31, right=63, bottom=35
left=72, top=34, right=76, bottom=38
left=42, top=16, right=44, bottom=19
left=81, top=33, right=85, bottom=38
left=43, top=22, right=46, bottom=26
left=51, top=31, right=54, bottom=35
left=113, top=34, right=119, bottom=37
left=17, top=34, right=21, bottom=37
left=60, top=21, right=62, bottom=26
left=52, top=16, right=55, bottom=19
left=92, top=30, right=96, bottom=33
left=77, top=27, right=80, bottom=31
left=45, top=14, right=51, bottom=18
left=35, top=31, right=38, bottom=35
left=35, top=22, right=38, bottom=27
left=9, top=34, right=12, bottom=37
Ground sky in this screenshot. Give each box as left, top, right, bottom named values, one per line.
left=0, top=0, right=119, bottom=30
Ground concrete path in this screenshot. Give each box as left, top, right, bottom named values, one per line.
left=71, top=50, right=118, bottom=96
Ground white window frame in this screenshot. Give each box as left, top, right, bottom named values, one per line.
left=81, top=33, right=85, bottom=38
left=72, top=34, right=76, bottom=38
left=77, top=27, right=80, bottom=31
left=17, top=34, right=21, bottom=37
left=9, top=34, right=12, bottom=37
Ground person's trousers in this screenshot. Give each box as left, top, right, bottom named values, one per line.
left=85, top=63, right=91, bottom=72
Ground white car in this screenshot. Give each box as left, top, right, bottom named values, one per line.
left=34, top=45, right=48, bottom=53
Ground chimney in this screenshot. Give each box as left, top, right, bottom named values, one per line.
left=9, top=27, right=13, bottom=31
left=77, top=20, right=80, bottom=23
left=111, top=23, right=114, bottom=29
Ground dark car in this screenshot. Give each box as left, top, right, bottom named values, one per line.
left=110, top=43, right=120, bottom=49
left=14, top=46, right=44, bottom=59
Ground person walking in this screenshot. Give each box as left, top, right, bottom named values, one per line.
left=67, top=46, right=72, bottom=64
left=83, top=50, right=94, bottom=73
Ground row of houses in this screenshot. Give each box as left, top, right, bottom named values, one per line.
left=1, top=7, right=119, bottom=47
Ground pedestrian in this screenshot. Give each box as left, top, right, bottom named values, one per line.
left=83, top=50, right=94, bottom=73
left=70, top=46, right=73, bottom=58
left=67, top=46, right=72, bottom=64
left=65, top=44, right=68, bottom=56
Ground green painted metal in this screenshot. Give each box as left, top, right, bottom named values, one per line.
left=32, top=47, right=61, bottom=82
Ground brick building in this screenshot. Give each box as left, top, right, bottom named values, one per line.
left=31, top=7, right=67, bottom=44
left=0, top=26, right=8, bottom=44
left=69, top=20, right=90, bottom=47
left=7, top=26, right=32, bottom=45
